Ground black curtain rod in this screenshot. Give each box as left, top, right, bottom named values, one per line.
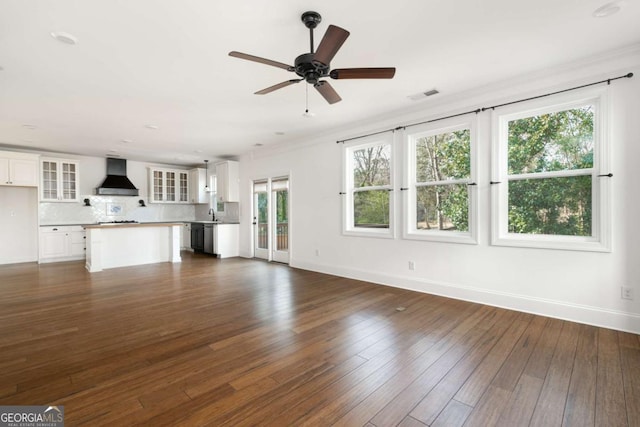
left=336, top=72, right=633, bottom=144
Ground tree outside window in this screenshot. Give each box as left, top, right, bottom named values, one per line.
left=343, top=137, right=394, bottom=237
left=492, top=88, right=610, bottom=252
left=405, top=120, right=477, bottom=244
left=507, top=107, right=593, bottom=236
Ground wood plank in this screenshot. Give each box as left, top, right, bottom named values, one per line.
left=408, top=309, right=518, bottom=425
left=620, top=345, right=640, bottom=426
left=595, top=328, right=627, bottom=426
left=431, top=399, right=473, bottom=427
left=0, top=253, right=638, bottom=426
left=453, top=313, right=531, bottom=406
left=563, top=324, right=597, bottom=426
left=495, top=373, right=543, bottom=426
left=337, top=306, right=501, bottom=426
left=529, top=321, right=580, bottom=427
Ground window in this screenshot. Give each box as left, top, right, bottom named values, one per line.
left=343, top=135, right=394, bottom=237
left=404, top=119, right=477, bottom=244
left=492, top=88, right=610, bottom=251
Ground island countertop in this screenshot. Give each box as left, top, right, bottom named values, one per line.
left=85, top=222, right=182, bottom=272
left=84, top=222, right=184, bottom=229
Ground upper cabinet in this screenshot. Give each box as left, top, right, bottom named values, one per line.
left=149, top=168, right=189, bottom=203
left=0, top=151, right=39, bottom=187
left=215, top=161, right=239, bottom=202
left=189, top=168, right=209, bottom=204
left=40, top=158, right=79, bottom=202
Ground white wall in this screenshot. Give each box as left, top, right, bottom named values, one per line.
left=238, top=47, right=640, bottom=333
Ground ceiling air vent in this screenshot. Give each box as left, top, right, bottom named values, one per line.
left=408, top=89, right=440, bottom=101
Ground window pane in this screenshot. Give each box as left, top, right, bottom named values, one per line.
left=352, top=144, right=391, bottom=187
left=275, top=190, right=288, bottom=251
left=354, top=190, right=389, bottom=228
left=508, top=175, right=592, bottom=236
left=508, top=106, right=594, bottom=175
left=416, top=129, right=470, bottom=182
left=256, top=192, right=268, bottom=249
left=416, top=184, right=469, bottom=231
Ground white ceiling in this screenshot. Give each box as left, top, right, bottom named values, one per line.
left=1, top=0, right=639, bottom=166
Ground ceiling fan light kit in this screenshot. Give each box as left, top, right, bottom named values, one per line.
left=229, top=11, right=396, bottom=105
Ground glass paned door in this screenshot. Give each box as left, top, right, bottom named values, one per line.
left=272, top=177, right=289, bottom=264
left=253, top=180, right=268, bottom=260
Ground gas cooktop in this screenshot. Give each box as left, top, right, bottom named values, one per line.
left=98, top=220, right=139, bottom=225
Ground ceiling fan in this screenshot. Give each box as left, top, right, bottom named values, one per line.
left=229, top=11, right=396, bottom=104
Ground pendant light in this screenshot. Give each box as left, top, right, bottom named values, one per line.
left=204, top=160, right=209, bottom=191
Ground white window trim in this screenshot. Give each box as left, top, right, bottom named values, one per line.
left=491, top=86, right=611, bottom=252
left=403, top=118, right=478, bottom=245
left=342, top=134, right=395, bottom=239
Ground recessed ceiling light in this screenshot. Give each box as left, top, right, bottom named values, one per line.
left=145, top=124, right=159, bottom=130
left=22, top=124, right=38, bottom=130
left=194, top=150, right=203, bottom=153
left=254, top=143, right=264, bottom=147
left=274, top=131, right=285, bottom=136
left=50, top=31, right=78, bottom=45
left=593, top=1, right=622, bottom=17
left=121, top=139, right=133, bottom=144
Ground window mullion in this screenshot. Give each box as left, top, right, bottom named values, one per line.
left=507, top=168, right=594, bottom=181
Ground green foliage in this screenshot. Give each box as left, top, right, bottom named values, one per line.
left=352, top=144, right=391, bottom=227
left=415, top=130, right=470, bottom=231
left=507, top=106, right=594, bottom=236
left=354, top=190, right=389, bottom=228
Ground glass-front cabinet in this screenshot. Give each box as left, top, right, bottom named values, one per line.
left=41, top=159, right=79, bottom=202
left=148, top=168, right=189, bottom=203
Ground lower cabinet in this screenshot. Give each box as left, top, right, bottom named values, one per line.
left=189, top=222, right=239, bottom=258
left=39, top=226, right=86, bottom=263
left=181, top=223, right=191, bottom=249
left=190, top=223, right=204, bottom=252
left=214, top=224, right=239, bottom=258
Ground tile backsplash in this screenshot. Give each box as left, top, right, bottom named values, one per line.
left=39, top=195, right=196, bottom=225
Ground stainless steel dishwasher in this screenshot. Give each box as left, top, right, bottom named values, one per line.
left=203, top=223, right=214, bottom=254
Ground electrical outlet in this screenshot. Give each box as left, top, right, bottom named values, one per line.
left=408, top=261, right=415, bottom=271
left=622, top=286, right=634, bottom=300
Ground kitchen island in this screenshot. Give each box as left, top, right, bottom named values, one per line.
left=85, top=222, right=182, bottom=272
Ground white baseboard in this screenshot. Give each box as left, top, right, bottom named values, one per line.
left=292, top=259, right=640, bottom=334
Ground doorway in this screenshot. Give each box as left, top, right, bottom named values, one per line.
left=252, top=176, right=289, bottom=264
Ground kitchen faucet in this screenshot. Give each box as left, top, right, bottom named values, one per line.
left=208, top=208, right=216, bottom=221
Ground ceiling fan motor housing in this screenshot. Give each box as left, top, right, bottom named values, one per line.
left=294, top=53, right=329, bottom=84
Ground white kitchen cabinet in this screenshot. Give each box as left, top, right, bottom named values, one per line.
left=40, top=158, right=79, bottom=202
left=181, top=222, right=192, bottom=249
left=214, top=224, right=239, bottom=258
left=189, top=168, right=209, bottom=204
left=149, top=168, right=190, bottom=203
left=0, top=151, right=39, bottom=187
left=215, top=161, right=239, bottom=202
left=39, top=225, right=86, bottom=262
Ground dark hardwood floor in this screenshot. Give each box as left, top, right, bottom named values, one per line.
left=0, top=252, right=639, bottom=426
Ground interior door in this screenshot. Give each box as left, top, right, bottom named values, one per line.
left=253, top=180, right=269, bottom=260
left=271, top=177, right=289, bottom=264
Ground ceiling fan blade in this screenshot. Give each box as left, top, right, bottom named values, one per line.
left=254, top=79, right=302, bottom=95
left=229, top=51, right=294, bottom=71
left=314, top=81, right=342, bottom=104
left=330, top=68, right=396, bottom=79
left=313, top=25, right=350, bottom=66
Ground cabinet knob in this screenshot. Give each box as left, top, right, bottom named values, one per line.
left=53, top=228, right=58, bottom=231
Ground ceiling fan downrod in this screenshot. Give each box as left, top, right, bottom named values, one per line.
left=301, top=11, right=322, bottom=53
